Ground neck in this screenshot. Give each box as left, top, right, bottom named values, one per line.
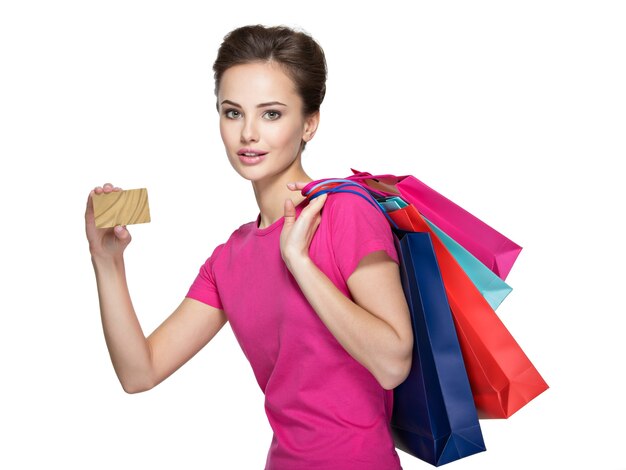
left=252, top=159, right=313, bottom=229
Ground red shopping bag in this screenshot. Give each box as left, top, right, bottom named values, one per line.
left=386, top=203, right=548, bottom=418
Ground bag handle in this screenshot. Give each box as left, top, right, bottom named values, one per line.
left=303, top=178, right=381, bottom=198
left=303, top=179, right=385, bottom=197
left=303, top=179, right=400, bottom=230
left=346, top=169, right=405, bottom=197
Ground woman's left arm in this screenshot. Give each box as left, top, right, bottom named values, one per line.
left=281, top=186, right=413, bottom=390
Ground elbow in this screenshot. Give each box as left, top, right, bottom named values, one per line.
left=379, top=347, right=413, bottom=391
left=120, top=375, right=155, bottom=394
left=121, top=382, right=149, bottom=394
left=122, top=383, right=149, bottom=394
left=380, top=360, right=412, bottom=391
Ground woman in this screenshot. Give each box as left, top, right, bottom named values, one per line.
left=85, top=25, right=413, bottom=469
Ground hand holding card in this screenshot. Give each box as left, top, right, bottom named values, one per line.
left=92, top=188, right=151, bottom=228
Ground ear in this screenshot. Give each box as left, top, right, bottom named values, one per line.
left=302, top=111, right=320, bottom=143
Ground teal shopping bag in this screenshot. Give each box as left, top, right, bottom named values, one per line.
left=378, top=195, right=512, bottom=309
left=424, top=218, right=512, bottom=310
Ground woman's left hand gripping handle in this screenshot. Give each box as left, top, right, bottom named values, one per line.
left=85, top=183, right=132, bottom=259
left=280, top=182, right=327, bottom=273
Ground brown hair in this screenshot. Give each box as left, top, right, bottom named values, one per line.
left=213, top=25, right=327, bottom=117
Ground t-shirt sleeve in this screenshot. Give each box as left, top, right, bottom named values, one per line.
left=327, top=186, right=400, bottom=282
left=186, top=243, right=225, bottom=310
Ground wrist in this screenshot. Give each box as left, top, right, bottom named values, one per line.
left=284, top=252, right=314, bottom=276
left=91, top=252, right=125, bottom=271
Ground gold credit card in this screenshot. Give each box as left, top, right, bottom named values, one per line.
left=92, top=188, right=151, bottom=228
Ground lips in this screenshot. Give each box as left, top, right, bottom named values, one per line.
left=237, top=148, right=268, bottom=165
left=237, top=148, right=268, bottom=157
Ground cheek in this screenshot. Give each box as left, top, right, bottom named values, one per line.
left=266, top=121, right=304, bottom=149
left=219, top=120, right=236, bottom=146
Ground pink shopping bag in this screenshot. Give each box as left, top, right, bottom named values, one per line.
left=346, top=169, right=522, bottom=280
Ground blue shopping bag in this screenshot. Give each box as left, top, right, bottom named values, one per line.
left=391, top=231, right=486, bottom=466
left=305, top=182, right=486, bottom=464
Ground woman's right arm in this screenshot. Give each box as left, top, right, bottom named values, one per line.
left=86, top=184, right=227, bottom=394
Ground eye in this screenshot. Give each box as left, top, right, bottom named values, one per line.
left=224, top=109, right=241, bottom=119
left=263, top=110, right=281, bottom=121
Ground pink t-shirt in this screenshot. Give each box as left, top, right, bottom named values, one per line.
left=187, top=186, right=403, bottom=470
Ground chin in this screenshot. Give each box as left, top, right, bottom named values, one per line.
left=229, top=162, right=270, bottom=182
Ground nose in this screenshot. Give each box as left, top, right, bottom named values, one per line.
left=241, top=118, right=259, bottom=143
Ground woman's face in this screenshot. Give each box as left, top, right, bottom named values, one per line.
left=217, top=61, right=317, bottom=183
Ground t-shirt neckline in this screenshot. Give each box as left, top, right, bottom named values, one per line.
left=253, top=198, right=310, bottom=236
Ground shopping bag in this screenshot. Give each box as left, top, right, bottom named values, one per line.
left=384, top=203, right=548, bottom=418
left=342, top=170, right=523, bottom=280
left=304, top=180, right=548, bottom=418
left=305, top=180, right=512, bottom=310
left=305, top=182, right=486, bottom=466
left=424, top=218, right=512, bottom=310
left=392, top=230, right=486, bottom=466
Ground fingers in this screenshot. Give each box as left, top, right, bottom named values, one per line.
left=93, top=183, right=111, bottom=195
left=293, top=193, right=327, bottom=225
left=87, top=183, right=122, bottom=218
left=93, top=183, right=122, bottom=195
left=283, top=198, right=297, bottom=225
left=286, top=181, right=310, bottom=191
left=307, top=192, right=327, bottom=212
left=284, top=192, right=326, bottom=223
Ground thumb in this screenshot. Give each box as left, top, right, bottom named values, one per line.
left=114, top=225, right=132, bottom=243
left=283, top=198, right=296, bottom=227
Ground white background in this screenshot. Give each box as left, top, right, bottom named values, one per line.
left=1, top=1, right=624, bottom=469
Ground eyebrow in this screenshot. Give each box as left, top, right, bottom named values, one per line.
left=220, top=100, right=287, bottom=108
